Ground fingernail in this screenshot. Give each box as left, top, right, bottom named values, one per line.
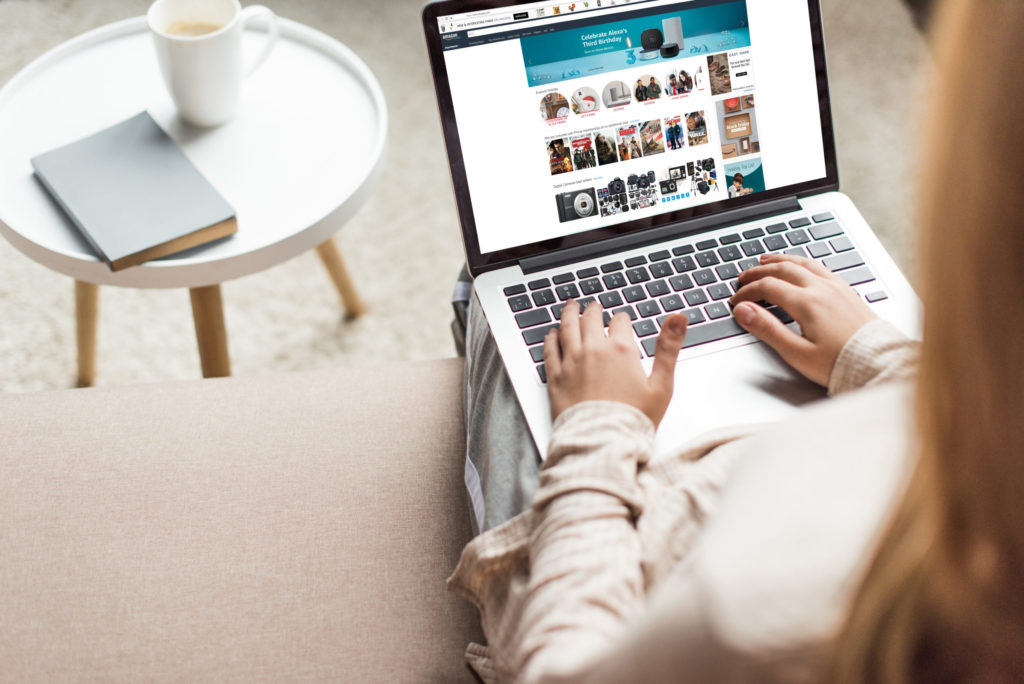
left=735, top=302, right=755, bottom=325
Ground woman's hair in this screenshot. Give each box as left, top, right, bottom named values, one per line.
left=833, top=0, right=1024, bottom=680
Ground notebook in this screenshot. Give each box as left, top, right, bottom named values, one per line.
left=422, top=0, right=921, bottom=462
left=31, top=111, right=236, bottom=271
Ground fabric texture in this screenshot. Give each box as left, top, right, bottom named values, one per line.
left=0, top=360, right=482, bottom=683
left=448, top=319, right=920, bottom=683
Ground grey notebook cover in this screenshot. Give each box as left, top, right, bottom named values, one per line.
left=31, top=111, right=237, bottom=271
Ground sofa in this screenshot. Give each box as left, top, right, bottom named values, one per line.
left=0, top=359, right=483, bottom=682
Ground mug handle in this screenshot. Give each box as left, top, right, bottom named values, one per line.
left=239, top=5, right=279, bottom=78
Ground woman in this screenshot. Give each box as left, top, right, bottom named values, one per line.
left=450, top=0, right=1024, bottom=681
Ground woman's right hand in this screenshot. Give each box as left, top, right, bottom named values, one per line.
left=729, top=253, right=878, bottom=386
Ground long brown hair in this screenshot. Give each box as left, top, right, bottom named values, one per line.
left=833, top=0, right=1024, bottom=680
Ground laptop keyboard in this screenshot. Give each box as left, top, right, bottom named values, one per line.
left=503, top=211, right=887, bottom=383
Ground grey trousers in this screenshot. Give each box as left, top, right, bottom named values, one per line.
left=452, top=269, right=541, bottom=535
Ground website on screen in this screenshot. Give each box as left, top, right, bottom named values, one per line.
left=440, top=0, right=825, bottom=254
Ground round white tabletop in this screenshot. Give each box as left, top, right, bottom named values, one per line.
left=0, top=16, right=387, bottom=289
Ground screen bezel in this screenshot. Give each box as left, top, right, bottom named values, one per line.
left=422, top=0, right=839, bottom=277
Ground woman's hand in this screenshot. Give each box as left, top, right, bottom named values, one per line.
left=730, top=253, right=878, bottom=386
left=543, top=300, right=688, bottom=427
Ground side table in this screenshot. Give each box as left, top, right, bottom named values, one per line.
left=0, top=16, right=387, bottom=385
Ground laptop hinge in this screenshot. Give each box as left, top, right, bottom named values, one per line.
left=519, top=196, right=802, bottom=274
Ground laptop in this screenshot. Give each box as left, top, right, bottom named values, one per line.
left=422, top=0, right=919, bottom=459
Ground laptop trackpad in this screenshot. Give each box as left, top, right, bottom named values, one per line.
left=654, top=340, right=826, bottom=457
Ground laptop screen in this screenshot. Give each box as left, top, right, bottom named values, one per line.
left=425, top=0, right=835, bottom=273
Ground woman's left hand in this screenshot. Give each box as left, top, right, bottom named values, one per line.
left=543, top=300, right=688, bottom=427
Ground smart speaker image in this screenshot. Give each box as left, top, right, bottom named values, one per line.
left=662, top=17, right=684, bottom=50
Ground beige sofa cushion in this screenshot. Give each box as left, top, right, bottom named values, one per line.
left=0, top=359, right=482, bottom=682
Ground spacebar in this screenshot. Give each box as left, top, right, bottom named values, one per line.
left=641, top=317, right=748, bottom=356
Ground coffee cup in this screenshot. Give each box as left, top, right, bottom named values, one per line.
left=148, top=0, right=278, bottom=127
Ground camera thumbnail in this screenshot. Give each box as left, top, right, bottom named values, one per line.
left=555, top=187, right=598, bottom=223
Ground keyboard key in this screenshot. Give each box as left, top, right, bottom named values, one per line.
left=553, top=272, right=575, bottom=284
left=669, top=274, right=694, bottom=291
left=503, top=284, right=526, bottom=296
left=537, top=364, right=547, bottom=383
left=681, top=318, right=746, bottom=348
left=741, top=240, right=766, bottom=257
left=707, top=283, right=732, bottom=300
left=729, top=279, right=741, bottom=293
left=786, top=229, right=810, bottom=245
left=738, top=258, right=760, bottom=271
left=577, top=266, right=599, bottom=278
left=599, top=291, right=624, bottom=308
left=683, top=308, right=706, bottom=325
left=626, top=267, right=651, bottom=283
left=789, top=217, right=811, bottom=228
left=672, top=244, right=696, bottom=256
left=555, top=283, right=581, bottom=300
left=643, top=316, right=746, bottom=355
left=612, top=305, right=637, bottom=321
left=764, top=235, right=788, bottom=251
left=508, top=295, right=532, bottom=312
left=579, top=278, right=603, bottom=295
left=743, top=228, right=765, bottom=239
left=603, top=272, right=627, bottom=289
left=530, top=346, right=545, bottom=363
left=625, top=256, right=647, bottom=267
left=717, top=245, right=743, bottom=261
left=830, top=236, right=854, bottom=253
left=716, top=263, right=740, bottom=280
left=766, top=222, right=788, bottom=234
left=673, top=256, right=697, bottom=273
left=633, top=319, right=658, bottom=337
left=865, top=290, right=888, bottom=303
left=812, top=212, right=835, bottom=223
left=637, top=300, right=661, bottom=317
left=807, top=242, right=831, bottom=259
left=578, top=296, right=596, bottom=310
left=823, top=250, right=865, bottom=272
left=660, top=294, right=685, bottom=311
left=695, top=251, right=720, bottom=267
left=649, top=261, right=673, bottom=278
left=684, top=289, right=709, bottom=306
left=696, top=239, right=718, bottom=250
left=533, top=289, right=556, bottom=306
left=646, top=279, right=670, bottom=297
left=515, top=309, right=551, bottom=329
left=601, top=261, right=624, bottom=273
left=838, top=267, right=876, bottom=286
left=693, top=269, right=716, bottom=286
left=623, top=285, right=646, bottom=302
left=809, top=221, right=843, bottom=240
left=523, top=323, right=559, bottom=345
left=784, top=247, right=808, bottom=258
left=648, top=249, right=671, bottom=261
left=705, top=302, right=730, bottom=319
left=719, top=233, right=741, bottom=244
left=528, top=278, right=550, bottom=290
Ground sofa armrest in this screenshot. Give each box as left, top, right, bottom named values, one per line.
left=0, top=359, right=481, bottom=682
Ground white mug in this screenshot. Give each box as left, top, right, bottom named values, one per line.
left=148, top=0, right=278, bottom=127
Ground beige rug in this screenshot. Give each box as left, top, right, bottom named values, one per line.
left=0, top=0, right=926, bottom=393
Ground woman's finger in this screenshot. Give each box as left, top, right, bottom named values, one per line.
left=738, top=261, right=817, bottom=288
left=648, top=314, right=687, bottom=397
left=579, top=300, right=604, bottom=345
left=759, top=252, right=833, bottom=279
left=607, top=310, right=634, bottom=347
left=558, top=299, right=582, bottom=359
left=730, top=276, right=807, bottom=315
left=733, top=301, right=814, bottom=368
left=542, top=326, right=562, bottom=378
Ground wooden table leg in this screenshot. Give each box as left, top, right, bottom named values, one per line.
left=316, top=237, right=366, bottom=321
left=189, top=284, right=231, bottom=378
left=75, top=280, right=99, bottom=387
